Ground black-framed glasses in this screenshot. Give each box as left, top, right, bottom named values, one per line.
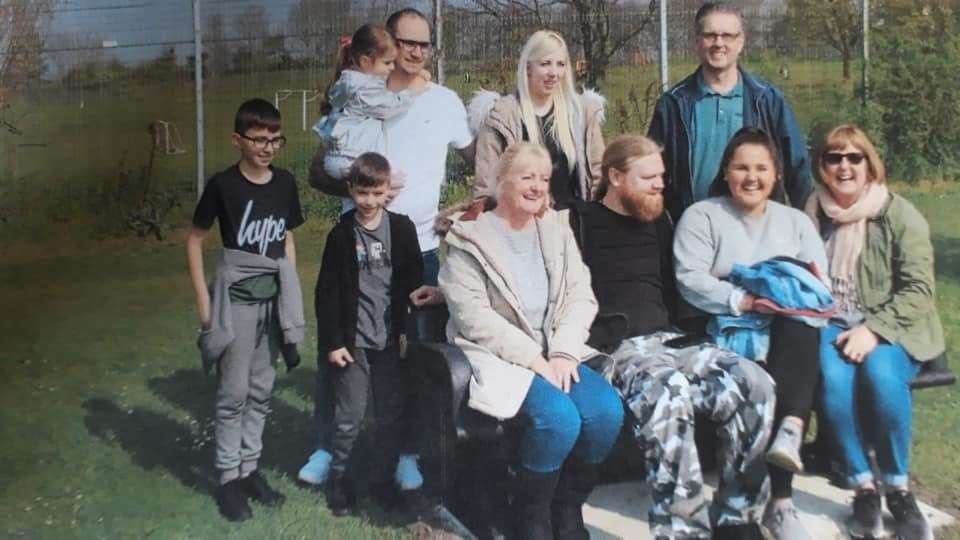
left=823, top=152, right=865, bottom=165
left=699, top=31, right=741, bottom=43
left=239, top=134, right=286, bottom=150
left=395, top=37, right=433, bottom=52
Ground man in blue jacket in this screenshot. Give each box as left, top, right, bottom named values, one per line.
left=648, top=2, right=812, bottom=221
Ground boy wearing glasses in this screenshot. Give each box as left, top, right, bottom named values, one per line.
left=186, top=98, right=305, bottom=522
left=648, top=2, right=812, bottom=221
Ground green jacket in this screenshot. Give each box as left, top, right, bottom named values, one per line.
left=857, top=193, right=945, bottom=361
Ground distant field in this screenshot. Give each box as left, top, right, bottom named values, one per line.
left=0, top=56, right=857, bottom=244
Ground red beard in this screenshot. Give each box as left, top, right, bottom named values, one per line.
left=620, top=190, right=664, bottom=222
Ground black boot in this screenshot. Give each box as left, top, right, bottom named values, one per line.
left=326, top=471, right=356, bottom=516
left=551, top=460, right=601, bottom=540
left=511, top=467, right=560, bottom=540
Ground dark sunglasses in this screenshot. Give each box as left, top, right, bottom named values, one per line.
left=823, top=152, right=865, bottom=165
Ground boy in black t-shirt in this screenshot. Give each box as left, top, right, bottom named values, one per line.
left=186, top=98, right=305, bottom=522
left=314, top=152, right=441, bottom=515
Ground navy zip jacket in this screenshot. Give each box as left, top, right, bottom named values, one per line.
left=315, top=209, right=424, bottom=354
left=648, top=67, right=813, bottom=221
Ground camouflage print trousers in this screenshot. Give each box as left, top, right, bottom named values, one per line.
left=604, top=331, right=776, bottom=540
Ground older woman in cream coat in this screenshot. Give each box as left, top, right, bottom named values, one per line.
left=439, top=142, right=623, bottom=540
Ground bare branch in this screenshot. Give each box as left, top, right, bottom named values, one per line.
left=608, top=0, right=658, bottom=58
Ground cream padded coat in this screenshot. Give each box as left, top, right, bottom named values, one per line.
left=438, top=208, right=599, bottom=419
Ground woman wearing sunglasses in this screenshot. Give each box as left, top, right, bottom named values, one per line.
left=805, top=124, right=943, bottom=540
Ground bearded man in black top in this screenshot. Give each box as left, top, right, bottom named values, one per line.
left=569, top=134, right=775, bottom=540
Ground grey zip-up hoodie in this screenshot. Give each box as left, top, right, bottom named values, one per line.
left=198, top=248, right=305, bottom=374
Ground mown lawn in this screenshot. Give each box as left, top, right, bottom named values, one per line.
left=1, top=182, right=958, bottom=539
left=0, top=217, right=415, bottom=539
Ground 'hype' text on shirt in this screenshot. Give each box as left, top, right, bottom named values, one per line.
left=237, top=200, right=287, bottom=256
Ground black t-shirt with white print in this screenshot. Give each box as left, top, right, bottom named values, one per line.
left=192, top=164, right=304, bottom=259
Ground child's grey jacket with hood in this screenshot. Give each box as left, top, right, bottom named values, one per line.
left=313, top=69, right=417, bottom=159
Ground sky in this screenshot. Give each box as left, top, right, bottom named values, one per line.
left=46, top=0, right=303, bottom=71
left=42, top=0, right=786, bottom=73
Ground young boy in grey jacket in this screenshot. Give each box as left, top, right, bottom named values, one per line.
left=185, top=98, right=305, bottom=522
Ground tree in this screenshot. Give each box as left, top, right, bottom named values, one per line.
left=232, top=4, right=269, bottom=71
left=45, top=31, right=106, bottom=82
left=870, top=2, right=960, bottom=180
left=204, top=13, right=230, bottom=77
left=0, top=0, right=56, bottom=104
left=788, top=0, right=860, bottom=79
left=287, top=0, right=355, bottom=64
left=455, top=0, right=658, bottom=88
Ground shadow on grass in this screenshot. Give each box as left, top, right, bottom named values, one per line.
left=145, top=369, right=313, bottom=481
left=934, top=235, right=960, bottom=282
left=80, top=369, right=412, bottom=529
left=82, top=397, right=215, bottom=496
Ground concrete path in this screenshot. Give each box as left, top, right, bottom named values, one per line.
left=584, top=474, right=955, bottom=539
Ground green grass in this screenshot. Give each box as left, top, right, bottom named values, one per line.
left=1, top=183, right=959, bottom=538
left=0, top=218, right=412, bottom=538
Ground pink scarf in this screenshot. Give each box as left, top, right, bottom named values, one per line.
left=804, top=182, right=889, bottom=281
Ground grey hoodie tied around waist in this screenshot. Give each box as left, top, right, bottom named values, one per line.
left=198, top=248, right=305, bottom=375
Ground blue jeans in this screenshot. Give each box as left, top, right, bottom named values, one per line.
left=518, top=364, right=624, bottom=473
left=422, top=249, right=440, bottom=286
left=818, top=323, right=921, bottom=488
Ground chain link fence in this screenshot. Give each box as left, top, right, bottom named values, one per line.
left=0, top=0, right=951, bottom=239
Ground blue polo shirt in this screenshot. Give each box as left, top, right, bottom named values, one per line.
left=691, top=73, right=744, bottom=201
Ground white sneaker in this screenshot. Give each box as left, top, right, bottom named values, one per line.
left=763, top=500, right=811, bottom=540
left=297, top=449, right=332, bottom=485
left=766, top=422, right=804, bottom=473
left=395, top=454, right=424, bottom=491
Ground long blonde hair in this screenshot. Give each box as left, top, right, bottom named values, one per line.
left=516, top=30, right=579, bottom=172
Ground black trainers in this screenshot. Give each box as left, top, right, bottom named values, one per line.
left=886, top=490, right=933, bottom=540
left=850, top=490, right=883, bottom=538
left=242, top=471, right=286, bottom=507
left=712, top=522, right=765, bottom=539
left=326, top=471, right=356, bottom=516
left=216, top=479, right=253, bottom=522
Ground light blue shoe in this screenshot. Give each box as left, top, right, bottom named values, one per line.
left=297, top=449, right=332, bottom=486
left=395, top=454, right=423, bottom=491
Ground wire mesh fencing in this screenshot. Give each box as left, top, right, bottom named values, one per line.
left=0, top=0, right=949, bottom=237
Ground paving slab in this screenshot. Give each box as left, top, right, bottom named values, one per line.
left=584, top=473, right=955, bottom=539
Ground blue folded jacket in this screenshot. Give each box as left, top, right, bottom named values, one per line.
left=708, top=256, right=835, bottom=361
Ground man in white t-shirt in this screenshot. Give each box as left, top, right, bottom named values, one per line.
left=309, top=8, right=473, bottom=285
left=303, top=7, right=474, bottom=498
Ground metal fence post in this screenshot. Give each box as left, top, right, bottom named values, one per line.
left=862, top=0, right=869, bottom=107
left=434, top=0, right=444, bottom=85
left=193, top=0, right=205, bottom=199
left=659, top=0, right=668, bottom=91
